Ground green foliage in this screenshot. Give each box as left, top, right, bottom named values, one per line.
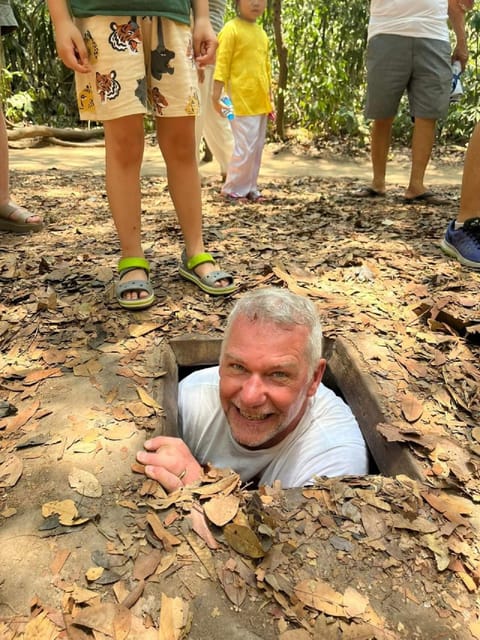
left=263, top=0, right=369, bottom=138
left=1, top=0, right=76, bottom=125
left=2, top=0, right=480, bottom=145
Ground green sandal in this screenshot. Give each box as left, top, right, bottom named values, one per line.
left=116, top=257, right=155, bottom=310
left=178, top=250, right=236, bottom=296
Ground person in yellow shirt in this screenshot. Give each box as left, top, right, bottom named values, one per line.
left=212, top=0, right=274, bottom=202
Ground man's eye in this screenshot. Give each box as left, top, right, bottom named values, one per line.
left=271, top=371, right=288, bottom=380
left=230, top=363, right=245, bottom=372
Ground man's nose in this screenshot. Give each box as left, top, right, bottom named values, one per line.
left=240, top=375, right=266, bottom=405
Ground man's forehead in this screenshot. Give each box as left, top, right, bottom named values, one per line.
left=224, top=317, right=309, bottom=355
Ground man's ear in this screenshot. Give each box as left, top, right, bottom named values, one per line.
left=307, top=359, right=326, bottom=397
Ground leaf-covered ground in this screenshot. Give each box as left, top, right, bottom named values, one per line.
left=1, top=144, right=480, bottom=638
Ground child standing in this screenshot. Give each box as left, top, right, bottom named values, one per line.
left=212, top=0, right=274, bottom=202
left=195, top=0, right=233, bottom=182
left=0, top=0, right=43, bottom=233
left=47, top=0, right=236, bottom=310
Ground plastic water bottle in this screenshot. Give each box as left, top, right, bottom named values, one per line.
left=220, top=95, right=235, bottom=120
left=450, top=61, right=463, bottom=103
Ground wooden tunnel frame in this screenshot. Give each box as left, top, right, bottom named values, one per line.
left=155, top=334, right=423, bottom=481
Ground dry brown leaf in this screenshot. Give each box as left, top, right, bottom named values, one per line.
left=203, top=494, right=240, bottom=526
left=136, top=386, right=161, bottom=409
left=469, top=622, right=480, bottom=640
left=190, top=504, right=219, bottom=549
left=128, top=322, right=161, bottom=337
left=86, top=566, right=104, bottom=582
left=126, top=401, right=154, bottom=418
left=42, top=499, right=89, bottom=526
left=184, top=531, right=217, bottom=580
left=50, top=549, right=70, bottom=575
left=191, top=471, right=241, bottom=497
left=23, top=368, right=63, bottom=385
left=421, top=490, right=473, bottom=517
left=72, top=602, right=125, bottom=635
left=294, top=579, right=344, bottom=617
left=146, top=512, right=181, bottom=549
left=472, top=427, right=480, bottom=443
left=23, top=609, right=59, bottom=640
left=390, top=513, right=437, bottom=534
left=401, top=392, right=424, bottom=423
left=4, top=400, right=40, bottom=431
left=158, top=593, right=190, bottom=640
left=104, top=422, right=137, bottom=441
left=113, top=604, right=132, bottom=640
left=360, top=504, right=388, bottom=539
left=223, top=523, right=266, bottom=559
left=132, top=548, right=162, bottom=581
left=421, top=533, right=450, bottom=571
left=0, top=454, right=23, bottom=488
left=69, top=468, right=102, bottom=498
left=342, top=586, right=369, bottom=618
left=217, top=564, right=246, bottom=607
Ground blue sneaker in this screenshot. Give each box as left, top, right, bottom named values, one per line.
left=441, top=218, right=480, bottom=270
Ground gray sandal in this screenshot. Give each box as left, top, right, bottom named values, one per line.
left=116, top=257, right=155, bottom=310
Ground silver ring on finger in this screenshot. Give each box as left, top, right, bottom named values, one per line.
left=177, top=469, right=187, bottom=480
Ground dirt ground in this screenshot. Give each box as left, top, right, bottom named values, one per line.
left=1, top=139, right=480, bottom=639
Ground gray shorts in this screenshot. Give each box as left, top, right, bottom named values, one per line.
left=0, top=0, right=17, bottom=35
left=364, top=34, right=451, bottom=120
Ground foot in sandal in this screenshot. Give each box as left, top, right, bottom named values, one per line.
left=0, top=201, right=43, bottom=233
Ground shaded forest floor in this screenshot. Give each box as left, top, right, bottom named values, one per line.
left=0, top=141, right=480, bottom=639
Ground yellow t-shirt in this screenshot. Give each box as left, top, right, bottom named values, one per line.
left=214, top=16, right=272, bottom=116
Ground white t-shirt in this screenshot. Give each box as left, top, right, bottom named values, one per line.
left=368, top=0, right=449, bottom=41
left=178, top=366, right=368, bottom=488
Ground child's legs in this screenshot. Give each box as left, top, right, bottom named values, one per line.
left=222, top=115, right=264, bottom=196
left=156, top=115, right=204, bottom=258
left=73, top=15, right=151, bottom=299
left=104, top=114, right=145, bottom=259
left=248, top=115, right=267, bottom=194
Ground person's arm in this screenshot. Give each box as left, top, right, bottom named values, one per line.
left=137, top=435, right=203, bottom=492
left=46, top=0, right=90, bottom=72
left=212, top=79, right=226, bottom=116
left=448, top=0, right=471, bottom=69
left=191, top=0, right=217, bottom=67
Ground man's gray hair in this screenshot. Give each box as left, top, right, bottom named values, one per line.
left=221, top=288, right=323, bottom=375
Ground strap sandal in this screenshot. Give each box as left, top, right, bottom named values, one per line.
left=116, top=257, right=155, bottom=310
left=178, top=250, right=236, bottom=296
left=0, top=202, right=44, bottom=233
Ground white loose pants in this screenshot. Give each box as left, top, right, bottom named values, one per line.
left=195, top=65, right=233, bottom=175
left=222, top=114, right=267, bottom=197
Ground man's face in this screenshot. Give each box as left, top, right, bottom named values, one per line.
left=219, top=317, right=325, bottom=449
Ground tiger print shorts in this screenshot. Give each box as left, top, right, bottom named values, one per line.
left=74, top=15, right=199, bottom=121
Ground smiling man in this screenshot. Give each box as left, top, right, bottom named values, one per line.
left=137, top=288, right=368, bottom=491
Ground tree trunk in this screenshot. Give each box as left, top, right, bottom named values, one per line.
left=7, top=125, right=104, bottom=142
left=272, top=0, right=288, bottom=140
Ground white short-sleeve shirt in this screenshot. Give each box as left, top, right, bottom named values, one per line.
left=178, top=366, right=368, bottom=488
left=368, top=0, right=449, bottom=41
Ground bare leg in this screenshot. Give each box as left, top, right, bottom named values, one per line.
left=156, top=115, right=229, bottom=286
left=370, top=117, right=394, bottom=194
left=0, top=108, right=9, bottom=204
left=458, top=122, right=480, bottom=223
left=0, top=107, right=42, bottom=226
left=104, top=114, right=147, bottom=301
left=405, top=117, right=436, bottom=199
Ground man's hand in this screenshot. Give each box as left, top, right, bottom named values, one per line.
left=452, top=43, right=469, bottom=70
left=136, top=436, right=203, bottom=492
